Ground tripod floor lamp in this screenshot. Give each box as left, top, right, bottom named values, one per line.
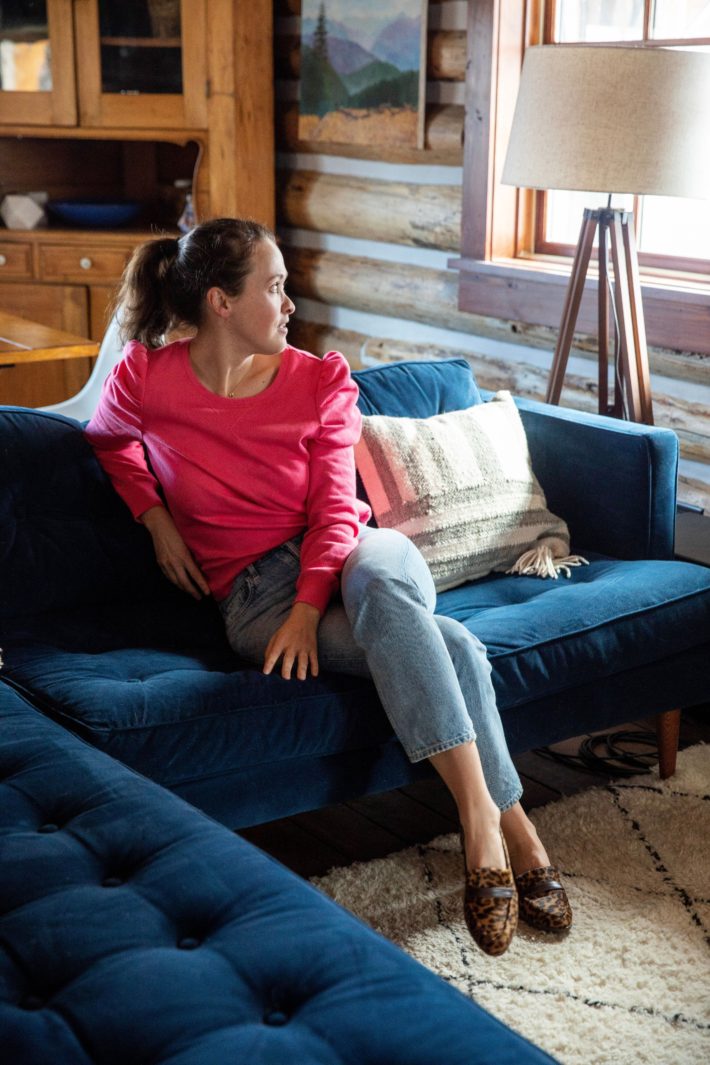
left=501, top=45, right=710, bottom=426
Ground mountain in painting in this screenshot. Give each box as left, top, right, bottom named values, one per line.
left=341, top=58, right=401, bottom=95
left=303, top=31, right=377, bottom=77
left=370, top=14, right=421, bottom=71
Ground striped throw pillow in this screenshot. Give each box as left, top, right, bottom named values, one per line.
left=355, top=390, right=585, bottom=591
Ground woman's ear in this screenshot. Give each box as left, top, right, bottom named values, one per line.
left=205, top=286, right=233, bottom=319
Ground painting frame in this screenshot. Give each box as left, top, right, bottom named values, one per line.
left=298, top=0, right=428, bottom=150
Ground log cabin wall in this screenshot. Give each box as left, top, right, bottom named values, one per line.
left=273, top=0, right=710, bottom=511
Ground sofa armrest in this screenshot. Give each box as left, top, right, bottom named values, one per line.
left=512, top=395, right=679, bottom=560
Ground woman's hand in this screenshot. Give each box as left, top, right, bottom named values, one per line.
left=140, top=505, right=210, bottom=600
left=263, top=601, right=321, bottom=680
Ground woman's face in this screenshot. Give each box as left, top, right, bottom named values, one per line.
left=224, top=239, right=296, bottom=355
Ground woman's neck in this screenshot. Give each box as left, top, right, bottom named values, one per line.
left=188, top=329, right=282, bottom=399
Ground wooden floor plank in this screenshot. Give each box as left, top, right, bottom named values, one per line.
left=398, top=777, right=459, bottom=821
left=347, top=787, right=458, bottom=844
left=290, top=803, right=405, bottom=864
left=238, top=818, right=346, bottom=879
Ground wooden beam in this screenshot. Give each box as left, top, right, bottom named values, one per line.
left=278, top=170, right=460, bottom=250
left=206, top=0, right=275, bottom=225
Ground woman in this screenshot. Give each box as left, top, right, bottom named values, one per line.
left=85, top=217, right=572, bottom=956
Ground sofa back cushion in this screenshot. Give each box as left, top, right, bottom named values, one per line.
left=354, top=358, right=480, bottom=417
left=0, top=408, right=165, bottom=620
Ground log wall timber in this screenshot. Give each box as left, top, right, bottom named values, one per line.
left=278, top=171, right=461, bottom=250
left=274, top=0, right=710, bottom=506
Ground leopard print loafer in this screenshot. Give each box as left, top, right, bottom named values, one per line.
left=515, top=866, right=572, bottom=932
left=462, top=832, right=518, bottom=957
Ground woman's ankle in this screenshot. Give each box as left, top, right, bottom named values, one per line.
left=461, top=807, right=504, bottom=870
left=500, top=804, right=550, bottom=875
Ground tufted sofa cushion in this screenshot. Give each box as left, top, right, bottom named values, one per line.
left=0, top=684, right=554, bottom=1065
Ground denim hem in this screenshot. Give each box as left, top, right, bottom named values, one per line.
left=407, top=730, right=477, bottom=764
left=498, top=787, right=524, bottom=813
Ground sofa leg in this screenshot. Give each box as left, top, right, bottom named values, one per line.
left=656, top=709, right=681, bottom=779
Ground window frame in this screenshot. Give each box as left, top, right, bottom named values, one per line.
left=453, top=0, right=710, bottom=356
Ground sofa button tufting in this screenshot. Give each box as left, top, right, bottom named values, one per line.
left=38, top=823, right=59, bottom=833
left=21, top=994, right=44, bottom=1010
left=102, top=876, right=123, bottom=887
left=177, top=936, right=200, bottom=950
left=264, top=1009, right=289, bottom=1026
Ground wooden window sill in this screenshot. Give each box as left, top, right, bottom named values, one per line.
left=450, top=254, right=710, bottom=355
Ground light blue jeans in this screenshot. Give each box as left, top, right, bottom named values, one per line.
left=219, top=525, right=522, bottom=811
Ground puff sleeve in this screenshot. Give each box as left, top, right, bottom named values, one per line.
left=296, top=351, right=371, bottom=613
left=84, top=341, right=164, bottom=520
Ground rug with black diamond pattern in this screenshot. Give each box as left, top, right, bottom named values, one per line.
left=312, top=744, right=710, bottom=1065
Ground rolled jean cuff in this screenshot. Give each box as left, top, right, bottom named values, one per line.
left=499, top=786, right=524, bottom=813
left=407, top=729, right=477, bottom=764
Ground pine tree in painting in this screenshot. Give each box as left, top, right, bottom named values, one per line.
left=302, top=1, right=347, bottom=117
left=313, top=2, right=328, bottom=62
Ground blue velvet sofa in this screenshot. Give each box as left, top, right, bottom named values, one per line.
left=1, top=358, right=710, bottom=833
left=0, top=680, right=555, bottom=1064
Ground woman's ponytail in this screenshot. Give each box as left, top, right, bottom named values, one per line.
left=114, top=237, right=180, bottom=349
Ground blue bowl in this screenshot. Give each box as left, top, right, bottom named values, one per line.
left=48, top=200, right=142, bottom=228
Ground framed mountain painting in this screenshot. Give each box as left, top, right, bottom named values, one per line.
left=299, top=0, right=428, bottom=148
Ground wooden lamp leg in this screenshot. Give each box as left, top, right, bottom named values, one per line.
left=547, top=207, right=654, bottom=426
left=621, top=214, right=654, bottom=425
left=656, top=708, right=681, bottom=779
left=546, top=210, right=598, bottom=405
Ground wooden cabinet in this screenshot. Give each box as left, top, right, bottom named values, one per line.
left=0, top=1, right=77, bottom=126
left=74, top=0, right=208, bottom=130
left=0, top=0, right=274, bottom=406
left=0, top=0, right=206, bottom=130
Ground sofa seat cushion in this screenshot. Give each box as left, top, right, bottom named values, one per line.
left=0, top=685, right=554, bottom=1065
left=4, top=555, right=710, bottom=798
left=437, top=554, right=710, bottom=709
left=5, top=636, right=389, bottom=792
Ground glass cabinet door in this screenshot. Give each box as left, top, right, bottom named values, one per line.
left=75, top=0, right=207, bottom=129
left=0, top=0, right=76, bottom=124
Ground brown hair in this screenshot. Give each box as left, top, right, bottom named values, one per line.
left=114, top=217, right=275, bottom=348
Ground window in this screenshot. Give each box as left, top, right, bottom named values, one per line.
left=539, top=1, right=710, bottom=276
left=456, top=0, right=710, bottom=356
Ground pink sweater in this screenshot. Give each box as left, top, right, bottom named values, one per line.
left=85, top=340, right=371, bottom=612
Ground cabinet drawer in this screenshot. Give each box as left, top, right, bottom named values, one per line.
left=0, top=242, right=33, bottom=280
left=39, top=244, right=129, bottom=283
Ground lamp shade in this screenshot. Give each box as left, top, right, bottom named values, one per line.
left=501, top=45, right=710, bottom=199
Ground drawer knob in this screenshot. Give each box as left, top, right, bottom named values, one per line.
left=0, top=254, right=6, bottom=266
left=79, top=256, right=93, bottom=270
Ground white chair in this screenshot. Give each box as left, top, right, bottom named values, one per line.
left=41, top=312, right=124, bottom=422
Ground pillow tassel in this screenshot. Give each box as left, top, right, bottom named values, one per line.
left=507, top=542, right=589, bottom=580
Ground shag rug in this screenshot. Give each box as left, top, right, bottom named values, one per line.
left=312, top=744, right=710, bottom=1065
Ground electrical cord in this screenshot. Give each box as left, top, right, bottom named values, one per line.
left=534, top=728, right=659, bottom=778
